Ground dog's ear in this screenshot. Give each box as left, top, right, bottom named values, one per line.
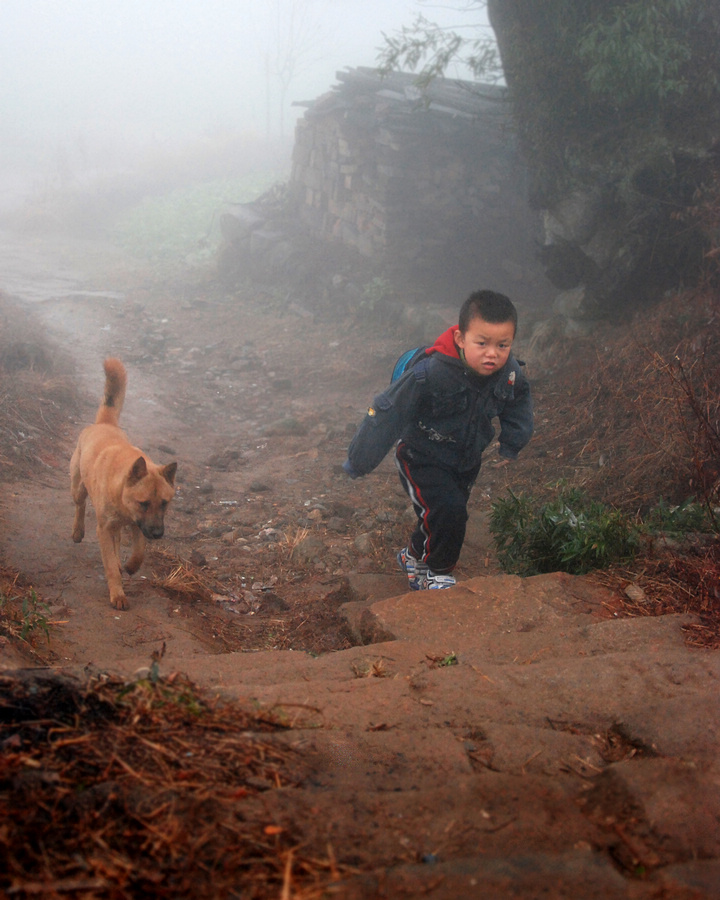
left=127, top=456, right=148, bottom=485
left=161, top=461, right=177, bottom=486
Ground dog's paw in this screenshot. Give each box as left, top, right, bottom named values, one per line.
left=110, top=593, right=128, bottom=610
left=71, top=528, right=84, bottom=543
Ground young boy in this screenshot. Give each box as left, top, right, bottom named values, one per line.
left=343, top=290, right=533, bottom=590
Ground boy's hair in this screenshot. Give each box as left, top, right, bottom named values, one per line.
left=459, top=290, right=517, bottom=336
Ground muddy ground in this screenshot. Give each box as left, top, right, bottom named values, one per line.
left=2, top=224, right=719, bottom=900
left=0, top=228, right=556, bottom=668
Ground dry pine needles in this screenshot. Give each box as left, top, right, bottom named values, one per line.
left=0, top=670, right=345, bottom=899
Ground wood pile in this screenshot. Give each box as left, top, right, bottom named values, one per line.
left=289, top=67, right=541, bottom=299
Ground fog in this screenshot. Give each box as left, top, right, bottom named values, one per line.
left=0, top=0, right=491, bottom=202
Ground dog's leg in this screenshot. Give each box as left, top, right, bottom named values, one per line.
left=97, top=522, right=127, bottom=609
left=70, top=457, right=87, bottom=543
left=125, top=524, right=146, bottom=575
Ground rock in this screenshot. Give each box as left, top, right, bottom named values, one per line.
left=354, top=533, right=374, bottom=554
left=188, top=549, right=207, bottom=567
left=206, top=449, right=244, bottom=470
left=543, top=188, right=603, bottom=245
left=292, top=533, right=326, bottom=564
left=257, top=592, right=290, bottom=613
left=553, top=286, right=588, bottom=318
left=262, top=417, right=307, bottom=436
left=624, top=583, right=647, bottom=603
left=331, top=502, right=355, bottom=519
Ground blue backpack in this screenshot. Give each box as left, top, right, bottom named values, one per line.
left=391, top=346, right=429, bottom=383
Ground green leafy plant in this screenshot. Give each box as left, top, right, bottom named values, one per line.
left=436, top=653, right=458, bottom=668
left=0, top=587, right=51, bottom=642
left=377, top=12, right=501, bottom=86
left=490, top=488, right=640, bottom=576
left=20, top=590, right=50, bottom=641
left=576, top=0, right=693, bottom=110
left=360, top=275, right=394, bottom=311
left=644, top=498, right=716, bottom=534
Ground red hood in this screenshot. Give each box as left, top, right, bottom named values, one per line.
left=427, top=325, right=460, bottom=359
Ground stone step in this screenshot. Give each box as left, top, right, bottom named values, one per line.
left=168, top=571, right=720, bottom=897
left=239, top=755, right=720, bottom=899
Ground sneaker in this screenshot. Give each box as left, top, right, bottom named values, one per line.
left=425, top=571, right=456, bottom=590
left=397, top=547, right=428, bottom=591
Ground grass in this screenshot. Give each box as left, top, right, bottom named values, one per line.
left=0, top=566, right=53, bottom=656
left=112, top=172, right=286, bottom=264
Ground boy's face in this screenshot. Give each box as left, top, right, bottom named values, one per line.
left=454, top=315, right=514, bottom=376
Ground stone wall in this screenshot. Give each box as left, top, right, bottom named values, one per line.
left=289, top=68, right=553, bottom=307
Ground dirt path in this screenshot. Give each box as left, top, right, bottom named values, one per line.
left=1, top=232, right=719, bottom=898
left=0, top=231, right=386, bottom=660
left=0, top=230, right=516, bottom=664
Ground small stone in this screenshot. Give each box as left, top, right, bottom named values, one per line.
left=624, top=583, right=648, bottom=603
left=354, top=533, right=374, bottom=554
left=189, top=549, right=207, bottom=567
left=292, top=533, right=326, bottom=563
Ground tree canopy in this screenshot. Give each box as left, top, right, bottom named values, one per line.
left=378, top=1, right=720, bottom=312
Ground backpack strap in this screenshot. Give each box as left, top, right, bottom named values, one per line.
left=411, top=357, right=430, bottom=382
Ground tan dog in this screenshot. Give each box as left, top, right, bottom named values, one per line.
left=70, top=358, right=177, bottom=609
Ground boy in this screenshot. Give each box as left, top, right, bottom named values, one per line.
left=343, top=290, right=533, bottom=590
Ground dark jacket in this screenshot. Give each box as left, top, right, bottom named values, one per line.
left=345, top=326, right=533, bottom=477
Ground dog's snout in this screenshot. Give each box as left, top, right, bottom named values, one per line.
left=140, top=522, right=164, bottom=540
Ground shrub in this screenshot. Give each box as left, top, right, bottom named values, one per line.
left=490, top=488, right=640, bottom=576
left=644, top=498, right=716, bottom=534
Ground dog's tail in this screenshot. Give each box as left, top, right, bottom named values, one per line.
left=95, top=357, right=127, bottom=426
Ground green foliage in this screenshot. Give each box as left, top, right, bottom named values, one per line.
left=490, top=488, right=640, bottom=576
left=644, top=498, right=716, bottom=534
left=377, top=10, right=502, bottom=86
left=576, top=0, right=693, bottom=110
left=20, top=590, right=50, bottom=642
left=360, top=275, right=394, bottom=311
left=112, top=173, right=284, bottom=263
left=0, top=588, right=51, bottom=643
left=436, top=653, right=458, bottom=668
left=117, top=678, right=206, bottom=717
left=491, top=487, right=719, bottom=576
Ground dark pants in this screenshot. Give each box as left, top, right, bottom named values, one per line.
left=395, top=441, right=480, bottom=574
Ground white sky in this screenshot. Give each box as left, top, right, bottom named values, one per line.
left=0, top=0, right=492, bottom=164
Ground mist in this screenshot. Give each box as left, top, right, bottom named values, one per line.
left=0, top=0, right=491, bottom=209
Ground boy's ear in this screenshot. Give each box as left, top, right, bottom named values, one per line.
left=454, top=328, right=464, bottom=347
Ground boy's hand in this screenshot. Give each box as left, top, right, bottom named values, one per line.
left=491, top=457, right=511, bottom=469
left=342, top=459, right=361, bottom=479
